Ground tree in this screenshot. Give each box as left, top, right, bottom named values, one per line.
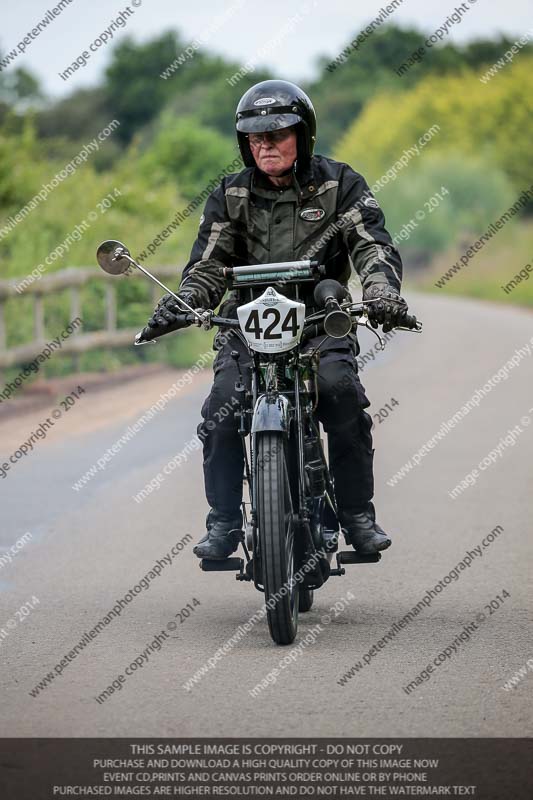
left=335, top=56, right=533, bottom=194
left=0, top=62, right=43, bottom=108
left=136, top=112, right=239, bottom=198
left=36, top=87, right=110, bottom=143
left=104, top=32, right=182, bottom=142
left=307, top=24, right=533, bottom=154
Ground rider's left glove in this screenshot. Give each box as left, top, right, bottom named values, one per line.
left=363, top=285, right=408, bottom=333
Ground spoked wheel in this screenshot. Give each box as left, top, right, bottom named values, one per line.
left=257, top=431, right=298, bottom=645
left=298, top=588, right=314, bottom=612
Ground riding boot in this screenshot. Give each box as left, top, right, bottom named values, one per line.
left=339, top=503, right=392, bottom=555
left=193, top=509, right=243, bottom=560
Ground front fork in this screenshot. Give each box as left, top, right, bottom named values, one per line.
left=289, top=363, right=341, bottom=588
left=234, top=355, right=339, bottom=590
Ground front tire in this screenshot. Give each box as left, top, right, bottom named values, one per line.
left=257, top=431, right=298, bottom=645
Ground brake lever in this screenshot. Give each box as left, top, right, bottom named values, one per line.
left=396, top=320, right=423, bottom=333
left=348, top=300, right=422, bottom=334
left=134, top=330, right=157, bottom=346
left=356, top=313, right=385, bottom=350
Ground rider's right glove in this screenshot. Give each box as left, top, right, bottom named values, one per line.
left=139, top=292, right=194, bottom=341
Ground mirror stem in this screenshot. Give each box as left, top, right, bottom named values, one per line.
left=116, top=250, right=203, bottom=322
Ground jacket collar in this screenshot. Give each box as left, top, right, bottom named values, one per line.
left=250, top=158, right=318, bottom=203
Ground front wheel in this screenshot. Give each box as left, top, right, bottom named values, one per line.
left=257, top=431, right=298, bottom=645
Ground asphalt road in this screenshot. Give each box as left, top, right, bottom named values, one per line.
left=1, top=292, right=532, bottom=737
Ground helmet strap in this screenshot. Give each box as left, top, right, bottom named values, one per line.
left=276, top=162, right=296, bottom=177
left=291, top=162, right=304, bottom=204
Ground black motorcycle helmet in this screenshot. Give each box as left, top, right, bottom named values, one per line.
left=235, top=79, right=317, bottom=168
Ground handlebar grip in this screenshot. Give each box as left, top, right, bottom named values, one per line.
left=135, top=326, right=156, bottom=345
left=135, top=313, right=195, bottom=345
left=401, top=313, right=420, bottom=330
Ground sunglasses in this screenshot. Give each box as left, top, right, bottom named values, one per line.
left=247, top=128, right=295, bottom=147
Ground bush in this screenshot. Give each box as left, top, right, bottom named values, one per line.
left=372, top=154, right=515, bottom=257
left=335, top=57, right=533, bottom=196
left=0, top=122, right=209, bottom=375
left=137, top=112, right=240, bottom=199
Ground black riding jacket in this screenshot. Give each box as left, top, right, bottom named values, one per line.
left=178, top=155, right=402, bottom=314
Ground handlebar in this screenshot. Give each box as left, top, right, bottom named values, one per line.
left=135, top=302, right=421, bottom=345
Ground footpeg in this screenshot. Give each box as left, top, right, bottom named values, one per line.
left=329, top=550, right=382, bottom=575
left=337, top=550, right=381, bottom=565
left=200, top=557, right=244, bottom=572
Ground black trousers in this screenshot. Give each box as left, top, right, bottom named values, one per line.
left=197, top=331, right=374, bottom=517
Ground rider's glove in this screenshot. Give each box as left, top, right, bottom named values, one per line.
left=363, top=284, right=408, bottom=333
left=140, top=292, right=194, bottom=341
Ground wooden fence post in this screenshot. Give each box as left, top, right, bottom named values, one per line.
left=105, top=284, right=117, bottom=331
left=0, top=266, right=178, bottom=372
left=69, top=287, right=82, bottom=372
left=34, top=295, right=45, bottom=344
left=0, top=300, right=6, bottom=351
left=70, top=287, right=82, bottom=328
left=0, top=300, right=5, bottom=388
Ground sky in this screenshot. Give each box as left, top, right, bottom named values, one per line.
left=2, top=0, right=532, bottom=98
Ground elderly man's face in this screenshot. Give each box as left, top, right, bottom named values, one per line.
left=249, top=126, right=297, bottom=176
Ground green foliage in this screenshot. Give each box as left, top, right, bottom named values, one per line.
left=0, top=118, right=204, bottom=373
left=36, top=88, right=116, bottom=163
left=414, top=220, right=533, bottom=308
left=335, top=57, right=533, bottom=197
left=0, top=62, right=43, bottom=107
left=0, top=119, right=203, bottom=276
left=1, top=25, right=532, bottom=381
left=310, top=25, right=532, bottom=154
left=102, top=33, right=270, bottom=146
left=103, top=32, right=182, bottom=143
left=0, top=120, right=39, bottom=209
left=154, top=326, right=214, bottom=369
left=373, top=154, right=515, bottom=256
left=137, top=112, right=240, bottom=198
left=310, top=26, right=432, bottom=153
left=26, top=31, right=270, bottom=152
left=163, top=66, right=272, bottom=140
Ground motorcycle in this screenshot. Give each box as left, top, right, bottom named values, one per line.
left=97, top=240, right=422, bottom=645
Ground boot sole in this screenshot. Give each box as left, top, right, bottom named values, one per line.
left=193, top=547, right=238, bottom=560
left=352, top=538, right=392, bottom=556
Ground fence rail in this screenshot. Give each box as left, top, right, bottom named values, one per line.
left=0, top=266, right=178, bottom=369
